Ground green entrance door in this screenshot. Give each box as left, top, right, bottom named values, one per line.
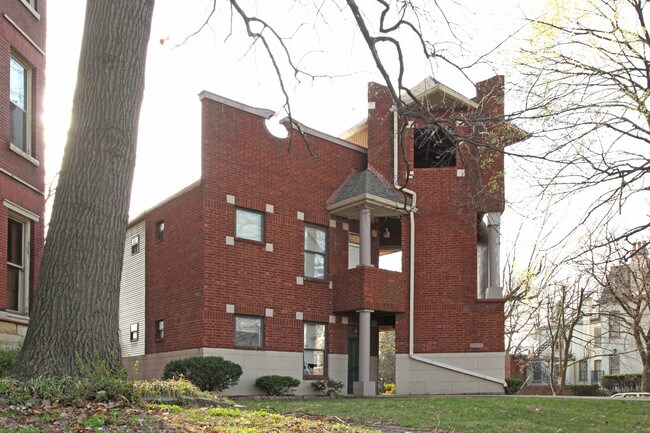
left=347, top=326, right=359, bottom=394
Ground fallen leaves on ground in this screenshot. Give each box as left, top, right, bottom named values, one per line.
left=0, top=400, right=379, bottom=432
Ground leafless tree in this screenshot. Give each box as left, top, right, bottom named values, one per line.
left=512, top=0, right=650, bottom=251
left=541, top=275, right=594, bottom=395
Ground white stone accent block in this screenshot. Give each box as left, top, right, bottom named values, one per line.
left=297, top=211, right=304, bottom=221
left=266, top=204, right=274, bottom=213
left=329, top=315, right=336, bottom=324
left=226, top=194, right=236, bottom=204
left=329, top=219, right=336, bottom=228
left=329, top=281, right=333, bottom=289
left=342, top=222, right=349, bottom=231
left=265, top=308, right=273, bottom=317
left=265, top=243, right=273, bottom=252
left=342, top=317, right=349, bottom=325
left=371, top=229, right=378, bottom=238
left=296, top=312, right=303, bottom=321
left=457, top=169, right=466, bottom=177
left=296, top=276, right=304, bottom=285
left=226, top=304, right=235, bottom=314
left=226, top=236, right=235, bottom=245
left=368, top=101, right=376, bottom=110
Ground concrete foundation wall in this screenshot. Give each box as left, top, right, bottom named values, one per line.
left=395, top=352, right=505, bottom=395
left=124, top=348, right=349, bottom=396
left=0, top=318, right=27, bottom=348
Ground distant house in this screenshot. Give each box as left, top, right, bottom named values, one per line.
left=119, top=76, right=523, bottom=395
left=525, top=246, right=648, bottom=389
left=0, top=0, right=46, bottom=348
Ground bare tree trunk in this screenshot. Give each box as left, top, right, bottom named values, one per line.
left=15, top=0, right=155, bottom=378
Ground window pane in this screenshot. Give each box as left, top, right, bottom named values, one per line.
left=131, top=235, right=139, bottom=254
left=348, top=243, right=360, bottom=269
left=10, top=103, right=26, bottom=152
left=7, top=219, right=23, bottom=266
left=303, top=349, right=325, bottom=376
left=304, top=226, right=326, bottom=253
left=156, top=221, right=164, bottom=240
left=235, top=316, right=263, bottom=347
left=6, top=265, right=19, bottom=311
left=304, top=323, right=326, bottom=350
left=304, top=252, right=325, bottom=279
left=236, top=209, right=263, bottom=241
left=10, top=58, right=26, bottom=109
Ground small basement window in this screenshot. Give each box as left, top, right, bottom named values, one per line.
left=130, top=323, right=139, bottom=341
left=413, top=127, right=456, bottom=168
left=155, top=221, right=165, bottom=241
left=155, top=319, right=164, bottom=340
left=131, top=235, right=140, bottom=254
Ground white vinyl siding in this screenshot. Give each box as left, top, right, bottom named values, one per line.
left=119, top=221, right=146, bottom=357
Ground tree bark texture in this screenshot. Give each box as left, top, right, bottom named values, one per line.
left=15, top=0, right=155, bottom=378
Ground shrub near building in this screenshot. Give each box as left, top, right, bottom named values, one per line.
left=162, top=357, right=242, bottom=392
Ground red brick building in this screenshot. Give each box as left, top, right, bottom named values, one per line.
left=0, top=0, right=45, bottom=348
left=120, top=76, right=521, bottom=395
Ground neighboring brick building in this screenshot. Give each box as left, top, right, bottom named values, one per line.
left=120, top=76, right=523, bottom=395
left=0, top=0, right=46, bottom=348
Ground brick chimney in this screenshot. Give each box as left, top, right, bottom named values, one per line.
left=474, top=75, right=505, bottom=119
left=366, top=82, right=395, bottom=182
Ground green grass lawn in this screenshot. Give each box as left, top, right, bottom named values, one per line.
left=238, top=396, right=650, bottom=433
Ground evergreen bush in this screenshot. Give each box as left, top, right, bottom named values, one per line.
left=505, top=378, right=524, bottom=394
left=255, top=375, right=300, bottom=396
left=601, top=374, right=642, bottom=393
left=570, top=384, right=601, bottom=396
left=162, top=356, right=242, bottom=392
left=311, top=378, right=344, bottom=396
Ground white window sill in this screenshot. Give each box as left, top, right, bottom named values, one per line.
left=0, top=310, right=30, bottom=325
left=9, top=143, right=40, bottom=167
left=18, top=0, right=40, bottom=20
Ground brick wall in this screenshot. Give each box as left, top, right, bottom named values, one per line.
left=144, top=183, right=205, bottom=354
left=200, top=97, right=367, bottom=355
left=365, top=81, right=506, bottom=355
left=0, top=0, right=45, bottom=324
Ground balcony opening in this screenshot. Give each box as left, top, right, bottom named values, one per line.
left=477, top=213, right=488, bottom=298
left=378, top=218, right=402, bottom=272
left=413, top=127, right=456, bottom=168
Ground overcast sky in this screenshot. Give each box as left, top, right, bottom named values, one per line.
left=45, top=1, right=538, bottom=217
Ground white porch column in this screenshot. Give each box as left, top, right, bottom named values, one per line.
left=354, top=309, right=375, bottom=396
left=359, top=207, right=372, bottom=266
left=486, top=212, right=501, bottom=298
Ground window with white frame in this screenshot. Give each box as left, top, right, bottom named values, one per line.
left=9, top=55, right=31, bottom=155
left=609, top=355, right=620, bottom=375
left=131, top=235, right=140, bottom=254
left=303, top=322, right=326, bottom=377
left=235, top=208, right=264, bottom=242
left=6, top=215, right=30, bottom=313
left=20, top=0, right=38, bottom=12
left=130, top=323, right=139, bottom=342
left=304, top=224, right=327, bottom=279
left=234, top=315, right=263, bottom=348
left=348, top=232, right=360, bottom=269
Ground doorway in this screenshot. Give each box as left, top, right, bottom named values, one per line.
left=347, top=325, right=359, bottom=394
